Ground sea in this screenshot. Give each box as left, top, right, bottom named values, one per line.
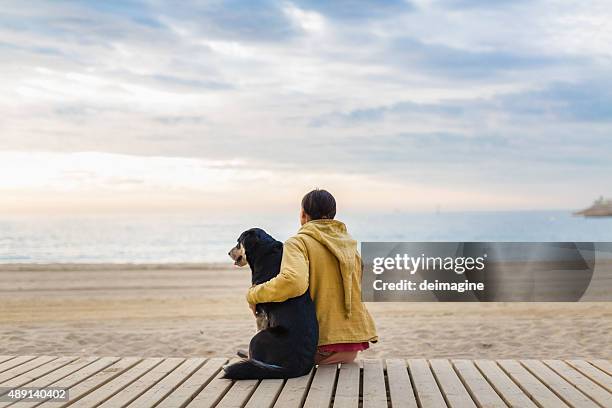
left=1, top=210, right=611, bottom=264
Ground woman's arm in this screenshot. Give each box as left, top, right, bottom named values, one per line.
left=246, top=237, right=309, bottom=304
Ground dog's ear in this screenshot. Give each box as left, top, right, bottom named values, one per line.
left=238, top=229, right=260, bottom=252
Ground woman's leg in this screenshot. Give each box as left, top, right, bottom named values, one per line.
left=315, top=351, right=358, bottom=365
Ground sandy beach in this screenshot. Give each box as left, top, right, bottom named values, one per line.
left=0, top=263, right=610, bottom=360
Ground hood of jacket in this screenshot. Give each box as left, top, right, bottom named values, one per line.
left=297, top=219, right=357, bottom=317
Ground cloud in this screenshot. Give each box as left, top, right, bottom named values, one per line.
left=313, top=78, right=612, bottom=125
left=310, top=100, right=465, bottom=126
left=153, top=0, right=299, bottom=42
left=0, top=0, right=611, bottom=210
left=151, top=74, right=234, bottom=91
left=500, top=80, right=612, bottom=122
left=439, top=0, right=530, bottom=10
left=387, top=36, right=574, bottom=78
left=298, top=0, right=415, bottom=20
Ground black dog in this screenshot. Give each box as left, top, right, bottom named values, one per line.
left=225, top=228, right=318, bottom=379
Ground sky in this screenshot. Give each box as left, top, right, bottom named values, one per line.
left=0, top=0, right=611, bottom=214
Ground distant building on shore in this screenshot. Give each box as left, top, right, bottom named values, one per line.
left=574, top=196, right=612, bottom=217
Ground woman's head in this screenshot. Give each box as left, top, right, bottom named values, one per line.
left=300, top=189, right=336, bottom=225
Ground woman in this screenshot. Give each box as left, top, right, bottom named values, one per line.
left=247, top=189, right=377, bottom=364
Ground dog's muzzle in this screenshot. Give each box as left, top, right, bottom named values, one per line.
left=228, top=243, right=248, bottom=267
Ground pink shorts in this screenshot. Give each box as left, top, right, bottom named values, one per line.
left=315, top=342, right=369, bottom=365
left=318, top=342, right=370, bottom=353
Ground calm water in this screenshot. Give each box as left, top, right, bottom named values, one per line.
left=1, top=211, right=611, bottom=263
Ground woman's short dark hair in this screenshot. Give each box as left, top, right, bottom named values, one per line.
left=301, top=189, right=336, bottom=220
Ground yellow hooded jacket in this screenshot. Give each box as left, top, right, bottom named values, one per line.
left=247, top=219, right=378, bottom=346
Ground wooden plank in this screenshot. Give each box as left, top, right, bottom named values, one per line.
left=15, top=357, right=124, bottom=408
left=0, top=356, right=77, bottom=390
left=273, top=370, right=313, bottom=408
left=46, top=357, right=142, bottom=407
left=99, top=357, right=184, bottom=407
left=566, top=360, right=612, bottom=392
left=0, top=357, right=57, bottom=385
left=0, top=357, right=100, bottom=408
left=543, top=360, right=612, bottom=408
left=13, top=357, right=121, bottom=408
left=451, top=360, right=506, bottom=408
left=497, top=359, right=569, bottom=408
left=23, top=357, right=133, bottom=408
left=474, top=360, right=537, bottom=408
left=155, top=357, right=226, bottom=408
left=521, top=360, right=598, bottom=408
left=44, top=357, right=121, bottom=389
left=430, top=359, right=476, bottom=408
left=589, top=360, right=612, bottom=376
left=185, top=360, right=236, bottom=408
left=0, top=357, right=38, bottom=376
left=244, top=379, right=284, bottom=408
left=332, top=362, right=360, bottom=408
left=67, top=357, right=162, bottom=407
left=363, top=359, right=387, bottom=408
left=302, top=364, right=338, bottom=408
left=385, top=359, right=417, bottom=408
left=407, top=359, right=446, bottom=408
left=17, top=357, right=99, bottom=388
left=216, top=378, right=259, bottom=408
left=2, top=356, right=604, bottom=408
left=129, top=358, right=207, bottom=408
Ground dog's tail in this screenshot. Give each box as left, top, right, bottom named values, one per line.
left=222, top=358, right=290, bottom=380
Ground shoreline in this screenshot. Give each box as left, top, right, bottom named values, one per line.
left=0, top=263, right=233, bottom=271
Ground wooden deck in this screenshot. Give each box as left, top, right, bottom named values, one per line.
left=0, top=356, right=609, bottom=407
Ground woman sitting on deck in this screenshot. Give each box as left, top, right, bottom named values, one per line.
left=246, top=189, right=378, bottom=364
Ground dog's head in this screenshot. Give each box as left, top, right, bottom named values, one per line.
left=228, top=228, right=270, bottom=267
